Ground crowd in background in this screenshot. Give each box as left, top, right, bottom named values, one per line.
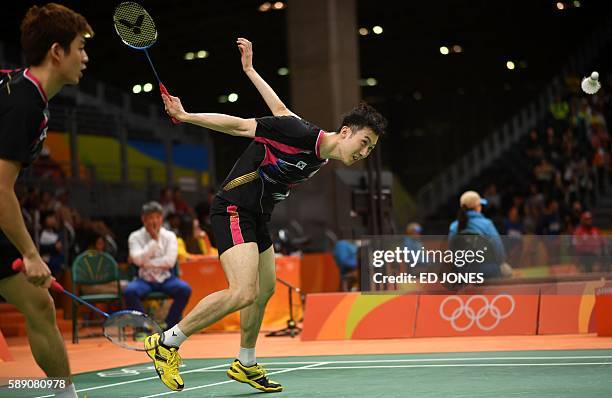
left=16, top=183, right=217, bottom=280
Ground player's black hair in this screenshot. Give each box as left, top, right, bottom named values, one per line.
left=340, top=102, right=387, bottom=136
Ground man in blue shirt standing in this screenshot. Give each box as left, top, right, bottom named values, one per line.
left=449, top=190, right=512, bottom=279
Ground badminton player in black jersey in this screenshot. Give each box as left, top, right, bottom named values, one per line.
left=0, top=4, right=92, bottom=397
left=146, top=38, right=387, bottom=393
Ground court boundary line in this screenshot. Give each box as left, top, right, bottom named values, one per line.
left=28, top=354, right=612, bottom=398
left=31, top=363, right=229, bottom=398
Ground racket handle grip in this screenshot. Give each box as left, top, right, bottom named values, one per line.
left=159, top=83, right=181, bottom=125
left=11, top=259, right=65, bottom=292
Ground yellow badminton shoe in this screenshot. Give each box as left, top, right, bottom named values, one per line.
left=144, top=333, right=184, bottom=391
left=226, top=359, right=283, bottom=392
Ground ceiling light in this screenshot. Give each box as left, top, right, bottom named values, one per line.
left=452, top=45, right=462, bottom=53
left=556, top=2, right=564, bottom=10
left=259, top=2, right=271, bottom=12
left=440, top=46, right=449, bottom=55
left=358, top=27, right=369, bottom=36
left=273, top=2, right=285, bottom=10
left=573, top=0, right=580, bottom=7
left=218, top=95, right=228, bottom=103
left=277, top=67, right=289, bottom=76
left=228, top=93, right=239, bottom=102
left=372, top=26, right=383, bottom=35
left=366, top=78, right=377, bottom=86
left=506, top=61, right=515, bottom=70
left=196, top=50, right=209, bottom=59
left=184, top=52, right=195, bottom=61
left=132, top=84, right=142, bottom=94
left=143, top=83, right=153, bottom=92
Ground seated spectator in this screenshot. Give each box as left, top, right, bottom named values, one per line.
left=173, top=187, right=192, bottom=216
left=503, top=206, right=523, bottom=237
left=177, top=215, right=217, bottom=261
left=159, top=187, right=176, bottom=219
left=39, top=211, right=65, bottom=277
left=572, top=211, right=605, bottom=273
left=333, top=239, right=359, bottom=291
left=403, top=222, right=423, bottom=252
left=124, top=201, right=192, bottom=328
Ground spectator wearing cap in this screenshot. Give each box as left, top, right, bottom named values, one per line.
left=124, top=201, right=192, bottom=327
left=449, top=190, right=511, bottom=278
left=572, top=211, right=606, bottom=273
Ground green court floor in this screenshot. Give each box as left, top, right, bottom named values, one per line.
left=2, top=349, right=611, bottom=398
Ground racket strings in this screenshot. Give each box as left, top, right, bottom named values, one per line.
left=103, top=310, right=162, bottom=350
left=114, top=2, right=157, bottom=49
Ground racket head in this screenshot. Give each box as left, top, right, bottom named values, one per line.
left=113, top=2, right=158, bottom=50
left=103, top=310, right=163, bottom=351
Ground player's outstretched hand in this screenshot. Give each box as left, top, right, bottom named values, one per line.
left=162, top=93, right=187, bottom=122
left=237, top=37, right=254, bottom=73
left=23, top=255, right=53, bottom=288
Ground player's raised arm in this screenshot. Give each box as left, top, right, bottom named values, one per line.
left=161, top=93, right=256, bottom=137
left=237, top=37, right=298, bottom=118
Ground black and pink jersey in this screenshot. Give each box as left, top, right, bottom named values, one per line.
left=0, top=68, right=49, bottom=278
left=217, top=116, right=329, bottom=215
left=0, top=68, right=49, bottom=167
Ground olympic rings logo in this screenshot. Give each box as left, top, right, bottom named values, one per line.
left=439, top=295, right=515, bottom=332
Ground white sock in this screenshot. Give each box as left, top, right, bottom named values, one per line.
left=238, top=347, right=256, bottom=366
left=162, top=325, right=187, bottom=348
left=54, top=382, right=77, bottom=398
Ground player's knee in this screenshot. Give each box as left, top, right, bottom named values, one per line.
left=24, top=291, right=56, bottom=325
left=231, top=288, right=257, bottom=309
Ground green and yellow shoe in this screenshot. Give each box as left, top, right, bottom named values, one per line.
left=227, top=359, right=283, bottom=393
left=144, top=333, right=184, bottom=391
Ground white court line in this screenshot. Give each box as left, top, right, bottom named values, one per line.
left=32, top=363, right=229, bottom=398
left=30, top=354, right=612, bottom=397
left=256, top=355, right=612, bottom=365
left=292, top=362, right=612, bottom=369
left=136, top=362, right=330, bottom=398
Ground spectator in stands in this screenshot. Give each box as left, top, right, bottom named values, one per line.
left=159, top=187, right=175, bottom=219
left=449, top=190, right=512, bottom=279
left=124, top=201, right=191, bottom=328
left=39, top=211, right=65, bottom=277
left=165, top=212, right=181, bottom=236
left=32, top=146, right=64, bottom=181
left=550, top=95, right=570, bottom=133
left=403, top=222, right=423, bottom=252
left=572, top=211, right=605, bottom=273
left=333, top=239, right=359, bottom=291
left=483, top=184, right=501, bottom=212
left=177, top=215, right=217, bottom=261
left=503, top=206, right=523, bottom=237
left=172, top=187, right=192, bottom=216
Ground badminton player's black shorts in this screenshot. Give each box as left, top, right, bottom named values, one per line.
left=0, top=238, right=20, bottom=280
left=210, top=196, right=273, bottom=256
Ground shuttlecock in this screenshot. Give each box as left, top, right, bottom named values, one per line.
left=581, top=71, right=601, bottom=95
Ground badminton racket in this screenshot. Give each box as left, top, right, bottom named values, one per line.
left=12, top=259, right=162, bottom=351
left=113, top=1, right=180, bottom=124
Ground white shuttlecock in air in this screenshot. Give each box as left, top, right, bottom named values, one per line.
left=581, top=71, right=601, bottom=94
